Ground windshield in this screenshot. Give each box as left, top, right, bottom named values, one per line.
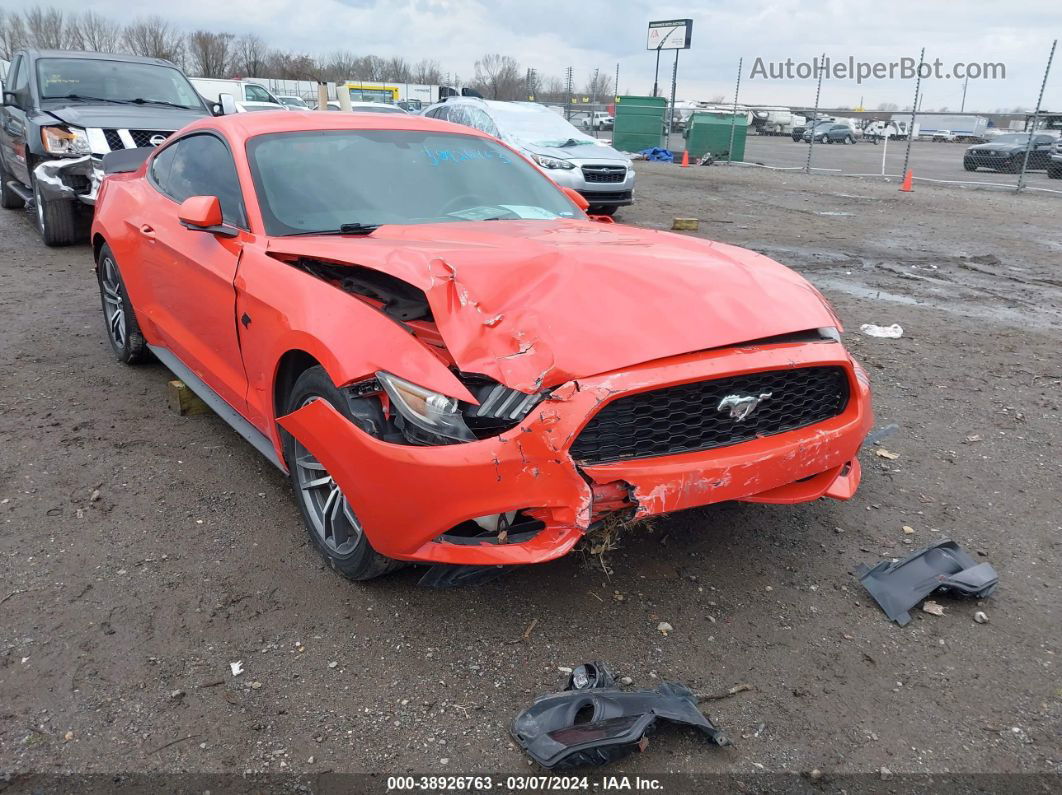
left=486, top=104, right=598, bottom=148
left=35, top=57, right=204, bottom=109
left=279, top=97, right=308, bottom=108
left=248, top=129, right=579, bottom=235
left=351, top=104, right=407, bottom=114
left=991, top=134, right=1031, bottom=144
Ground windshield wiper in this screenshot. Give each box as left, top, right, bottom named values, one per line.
left=130, top=98, right=197, bottom=109
left=45, top=94, right=132, bottom=105
left=284, top=223, right=379, bottom=237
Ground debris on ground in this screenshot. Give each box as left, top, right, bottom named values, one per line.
left=864, top=423, right=900, bottom=447
left=874, top=448, right=900, bottom=460
left=922, top=600, right=945, bottom=616
left=229, top=661, right=243, bottom=677
left=671, top=218, right=699, bottom=231
left=657, top=621, right=673, bottom=636
left=696, top=683, right=754, bottom=701
left=859, top=323, right=904, bottom=338
left=511, top=663, right=728, bottom=769
left=856, top=540, right=999, bottom=626
left=974, top=611, right=989, bottom=624
left=903, top=525, right=915, bottom=534
left=638, top=147, right=674, bottom=163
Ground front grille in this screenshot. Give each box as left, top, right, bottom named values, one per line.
left=130, top=129, right=174, bottom=148
left=582, top=165, right=627, bottom=183
left=579, top=190, right=633, bottom=201
left=101, top=129, right=175, bottom=151
left=103, top=129, right=123, bottom=151
left=570, top=366, right=850, bottom=464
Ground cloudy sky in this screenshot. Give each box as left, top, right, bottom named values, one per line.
left=7, top=0, right=1061, bottom=111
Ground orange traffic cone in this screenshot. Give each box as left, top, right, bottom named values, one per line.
left=681, top=149, right=690, bottom=168
left=899, top=169, right=913, bottom=192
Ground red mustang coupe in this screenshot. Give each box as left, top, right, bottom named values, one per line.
left=91, top=111, right=872, bottom=584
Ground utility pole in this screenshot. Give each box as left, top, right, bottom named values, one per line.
left=564, top=66, right=574, bottom=120
left=668, top=49, right=679, bottom=140
left=960, top=75, right=968, bottom=112
left=615, top=63, right=619, bottom=100
left=591, top=67, right=599, bottom=104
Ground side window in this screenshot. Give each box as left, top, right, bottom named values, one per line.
left=426, top=106, right=449, bottom=121
left=150, top=141, right=180, bottom=190
left=156, top=134, right=247, bottom=228
left=465, top=108, right=499, bottom=137
left=244, top=84, right=272, bottom=103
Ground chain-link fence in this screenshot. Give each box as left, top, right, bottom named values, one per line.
left=660, top=41, right=1059, bottom=196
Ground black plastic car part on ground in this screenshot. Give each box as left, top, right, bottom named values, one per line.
left=512, top=678, right=728, bottom=769
left=856, top=539, right=999, bottom=626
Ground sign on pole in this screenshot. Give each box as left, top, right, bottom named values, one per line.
left=646, top=19, right=693, bottom=50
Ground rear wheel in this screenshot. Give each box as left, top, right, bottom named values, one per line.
left=844, top=135, right=854, bottom=145
left=282, top=366, right=401, bottom=581
left=1048, top=165, right=1062, bottom=179
left=97, top=244, right=149, bottom=364
left=820, top=134, right=830, bottom=144
left=33, top=179, right=79, bottom=247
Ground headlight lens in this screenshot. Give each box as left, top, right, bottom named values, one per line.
left=41, top=126, right=91, bottom=156
left=376, top=372, right=474, bottom=442
left=531, top=153, right=575, bottom=170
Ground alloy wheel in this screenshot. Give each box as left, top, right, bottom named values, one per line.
left=292, top=398, right=363, bottom=556
left=100, top=255, right=126, bottom=348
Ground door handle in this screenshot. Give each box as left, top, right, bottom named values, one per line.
left=139, top=224, right=156, bottom=239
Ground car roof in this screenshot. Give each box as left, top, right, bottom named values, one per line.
left=180, top=110, right=490, bottom=141
left=22, top=49, right=180, bottom=69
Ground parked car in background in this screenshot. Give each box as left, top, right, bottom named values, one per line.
left=963, top=133, right=1055, bottom=172
left=423, top=98, right=634, bottom=215
left=571, top=111, right=614, bottom=131
left=234, top=100, right=289, bottom=113
left=1048, top=138, right=1062, bottom=179
left=90, top=111, right=871, bottom=583
left=190, top=78, right=284, bottom=109
left=320, top=100, right=408, bottom=114
left=0, top=49, right=209, bottom=245
left=802, top=121, right=857, bottom=144
left=277, top=95, right=310, bottom=109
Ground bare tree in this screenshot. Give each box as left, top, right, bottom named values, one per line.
left=876, top=102, right=899, bottom=111
left=381, top=56, right=411, bottom=83
left=411, top=59, right=442, bottom=84
left=265, top=50, right=320, bottom=81
left=69, top=11, right=122, bottom=53
left=472, top=53, right=522, bottom=100
left=123, top=16, right=185, bottom=64
left=352, top=55, right=385, bottom=81
left=320, top=50, right=359, bottom=81
left=23, top=5, right=67, bottom=49
left=583, top=70, right=613, bottom=102
left=537, top=75, right=566, bottom=102
left=0, top=11, right=31, bottom=60
left=233, top=34, right=268, bottom=77
left=188, top=31, right=234, bottom=77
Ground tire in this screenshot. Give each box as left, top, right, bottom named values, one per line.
left=820, top=134, right=829, bottom=144
left=844, top=135, right=854, bottom=145
left=964, top=161, right=978, bottom=172
left=282, top=366, right=401, bottom=581
left=33, top=178, right=80, bottom=247
left=96, top=244, right=149, bottom=364
left=0, top=161, right=25, bottom=210
left=1006, top=158, right=1021, bottom=174
left=1048, top=165, right=1062, bottom=180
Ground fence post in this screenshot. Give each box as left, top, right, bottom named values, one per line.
left=900, top=47, right=925, bottom=184
left=805, top=53, right=825, bottom=175
left=727, top=57, right=743, bottom=165
left=1018, top=39, right=1057, bottom=192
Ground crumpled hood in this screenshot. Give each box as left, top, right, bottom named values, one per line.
left=41, top=103, right=208, bottom=133
left=266, top=220, right=838, bottom=393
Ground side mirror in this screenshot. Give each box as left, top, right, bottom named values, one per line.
left=178, top=196, right=237, bottom=237
left=2, top=90, right=19, bottom=108
left=562, top=186, right=589, bottom=212
left=218, top=93, right=238, bottom=116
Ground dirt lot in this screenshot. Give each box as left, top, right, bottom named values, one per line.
left=1, top=164, right=1060, bottom=785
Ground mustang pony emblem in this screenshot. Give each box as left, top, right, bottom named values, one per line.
left=716, top=392, right=773, bottom=421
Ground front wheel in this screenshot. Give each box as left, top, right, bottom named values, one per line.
left=844, top=135, right=854, bottom=145
left=0, top=164, right=25, bottom=210
left=33, top=179, right=80, bottom=247
left=282, top=366, right=401, bottom=581
left=964, top=161, right=978, bottom=172
left=820, top=134, right=830, bottom=144
left=1048, top=165, right=1062, bottom=179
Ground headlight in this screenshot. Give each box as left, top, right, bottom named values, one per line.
left=41, top=126, right=91, bottom=156
left=376, top=372, right=475, bottom=442
left=531, top=153, right=575, bottom=170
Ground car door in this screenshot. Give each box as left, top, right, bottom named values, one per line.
left=140, top=132, right=250, bottom=413
left=1032, top=135, right=1054, bottom=168
left=0, top=55, right=32, bottom=185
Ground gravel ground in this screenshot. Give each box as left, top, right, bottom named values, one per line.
left=1, top=164, right=1059, bottom=784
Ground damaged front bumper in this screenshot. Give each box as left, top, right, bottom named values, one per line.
left=278, top=342, right=873, bottom=566
left=33, top=156, right=104, bottom=206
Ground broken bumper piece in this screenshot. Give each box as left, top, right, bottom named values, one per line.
left=856, top=539, right=999, bottom=626
left=278, top=343, right=872, bottom=567
left=512, top=680, right=728, bottom=769
left=33, top=156, right=104, bottom=206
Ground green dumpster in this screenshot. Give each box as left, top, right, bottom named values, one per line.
left=683, top=112, right=749, bottom=162
left=612, top=95, right=666, bottom=154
